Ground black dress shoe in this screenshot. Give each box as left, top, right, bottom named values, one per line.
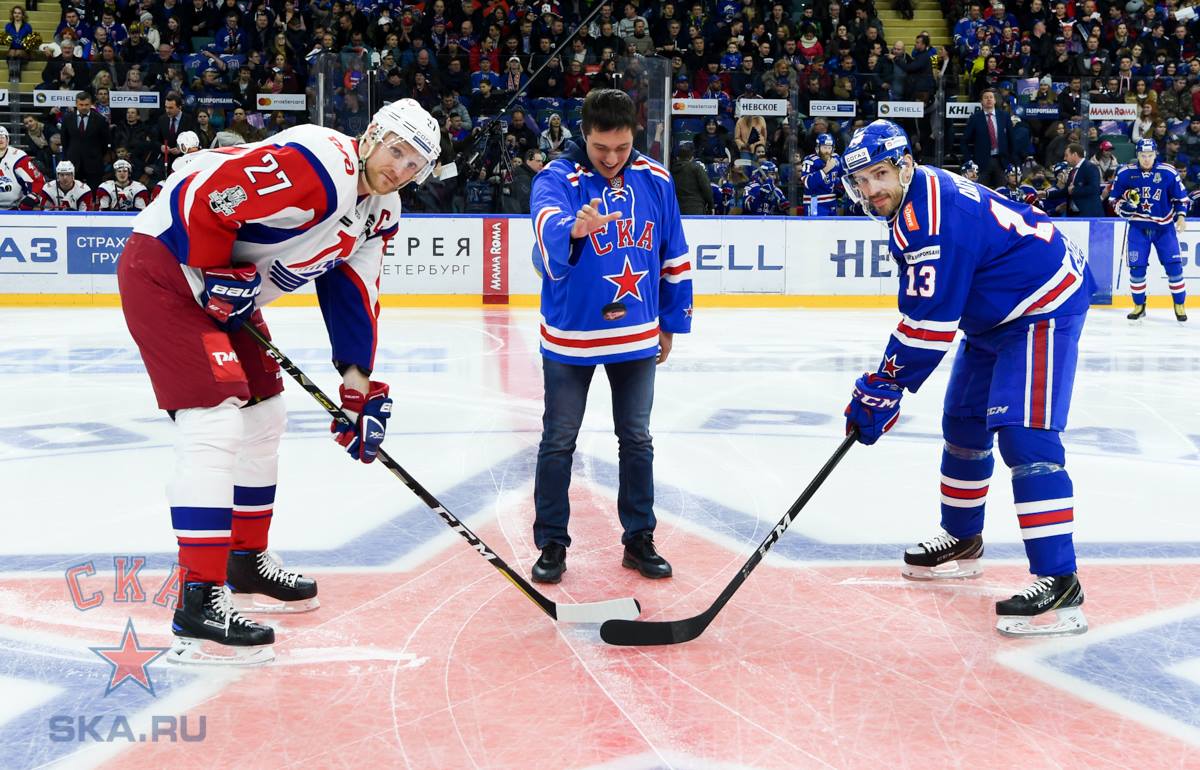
left=531, top=543, right=566, bottom=583
left=622, top=532, right=672, bottom=579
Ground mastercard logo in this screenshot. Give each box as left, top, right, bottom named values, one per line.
left=672, top=101, right=685, bottom=110
left=257, top=97, right=272, bottom=107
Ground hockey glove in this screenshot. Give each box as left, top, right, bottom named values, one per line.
left=844, top=373, right=902, bottom=446
left=201, top=265, right=261, bottom=332
left=332, top=381, right=393, bottom=464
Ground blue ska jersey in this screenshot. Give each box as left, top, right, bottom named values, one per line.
left=995, top=183, right=1038, bottom=206
left=800, top=153, right=841, bottom=214
left=530, top=144, right=693, bottom=365
left=880, top=166, right=1092, bottom=397
left=743, top=181, right=788, bottom=215
left=1110, top=163, right=1189, bottom=226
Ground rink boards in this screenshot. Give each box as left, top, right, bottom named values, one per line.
left=0, top=211, right=1196, bottom=307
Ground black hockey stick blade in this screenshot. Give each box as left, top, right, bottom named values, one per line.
left=600, top=432, right=857, bottom=646
left=246, top=325, right=641, bottom=624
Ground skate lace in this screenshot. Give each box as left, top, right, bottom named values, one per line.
left=257, top=550, right=300, bottom=588
left=1016, top=576, right=1056, bottom=599
left=209, top=585, right=257, bottom=632
left=918, top=531, right=959, bottom=553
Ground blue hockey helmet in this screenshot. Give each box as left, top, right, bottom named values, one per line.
left=709, top=160, right=729, bottom=181
left=816, top=133, right=835, bottom=149
left=961, top=160, right=979, bottom=174
left=840, top=119, right=911, bottom=176
left=1136, top=138, right=1157, bottom=155
left=752, top=160, right=778, bottom=184
left=839, top=119, right=915, bottom=222
left=1005, top=162, right=1020, bottom=178
left=1052, top=161, right=1069, bottom=175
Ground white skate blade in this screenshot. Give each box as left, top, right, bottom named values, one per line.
left=231, top=592, right=320, bottom=614
left=996, top=606, right=1087, bottom=638
left=554, top=597, right=641, bottom=624
left=167, top=636, right=276, bottom=666
left=901, top=559, right=983, bottom=581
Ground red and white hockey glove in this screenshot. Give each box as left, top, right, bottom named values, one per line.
left=331, top=381, right=393, bottom=464
left=844, top=373, right=902, bottom=446
left=201, top=265, right=261, bottom=332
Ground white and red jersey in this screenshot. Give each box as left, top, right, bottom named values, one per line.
left=96, top=180, right=150, bottom=211
left=0, top=147, right=46, bottom=209
left=131, top=124, right=400, bottom=373
left=41, top=180, right=94, bottom=211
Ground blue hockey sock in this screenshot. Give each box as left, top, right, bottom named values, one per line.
left=999, top=427, right=1077, bottom=576
left=1129, top=266, right=1147, bottom=306
left=939, top=416, right=994, bottom=539
left=1167, top=272, right=1186, bottom=305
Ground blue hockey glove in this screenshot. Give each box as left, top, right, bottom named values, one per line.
left=201, top=265, right=261, bottom=332
left=332, top=381, right=393, bottom=464
left=844, top=373, right=902, bottom=445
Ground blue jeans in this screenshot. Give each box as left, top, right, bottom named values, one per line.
left=533, top=355, right=657, bottom=548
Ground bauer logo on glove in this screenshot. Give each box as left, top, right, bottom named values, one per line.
left=332, top=381, right=393, bottom=463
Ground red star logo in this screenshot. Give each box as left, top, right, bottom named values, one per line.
left=684, top=305, right=693, bottom=318
left=90, top=618, right=168, bottom=696
left=602, top=256, right=649, bottom=303
left=880, top=355, right=904, bottom=378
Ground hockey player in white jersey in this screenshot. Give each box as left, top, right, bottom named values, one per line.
left=0, top=125, right=45, bottom=209
left=118, top=99, right=441, bottom=665
left=150, top=131, right=202, bottom=203
left=41, top=160, right=94, bottom=210
left=95, top=159, right=150, bottom=211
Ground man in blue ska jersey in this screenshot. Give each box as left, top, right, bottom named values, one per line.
left=838, top=119, right=1094, bottom=638
left=528, top=89, right=693, bottom=584
left=1110, top=138, right=1189, bottom=322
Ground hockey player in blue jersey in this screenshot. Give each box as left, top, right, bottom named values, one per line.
left=743, top=162, right=788, bottom=215
left=1110, top=138, right=1189, bottom=322
left=1039, top=162, right=1070, bottom=217
left=838, top=119, right=1093, bottom=637
left=528, top=89, right=693, bottom=584
left=801, top=134, right=842, bottom=215
left=960, top=160, right=979, bottom=182
left=995, top=163, right=1038, bottom=205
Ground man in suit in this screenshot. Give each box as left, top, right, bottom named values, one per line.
left=1065, top=142, right=1104, bottom=217
left=154, top=92, right=199, bottom=180
left=60, top=91, right=111, bottom=190
left=961, top=88, right=1011, bottom=188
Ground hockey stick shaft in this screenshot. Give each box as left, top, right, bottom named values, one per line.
left=246, top=325, right=638, bottom=623
left=600, top=431, right=856, bottom=645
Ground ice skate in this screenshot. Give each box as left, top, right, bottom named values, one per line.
left=1174, top=303, right=1187, bottom=322
left=167, top=582, right=275, bottom=666
left=995, top=573, right=1087, bottom=638
left=226, top=549, right=319, bottom=613
left=902, top=529, right=984, bottom=580
left=1126, top=304, right=1146, bottom=321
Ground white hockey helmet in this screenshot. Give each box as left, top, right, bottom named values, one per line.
left=113, top=158, right=132, bottom=173
left=177, top=130, right=200, bottom=152
left=363, top=98, right=441, bottom=185
left=56, top=160, right=75, bottom=175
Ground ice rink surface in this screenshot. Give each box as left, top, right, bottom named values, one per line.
left=0, top=305, right=1198, bottom=769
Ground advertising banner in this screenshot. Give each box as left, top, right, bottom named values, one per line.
left=877, top=101, right=924, bottom=118
left=110, top=91, right=161, bottom=108
left=670, top=98, right=718, bottom=115
left=735, top=99, right=788, bottom=117
left=808, top=101, right=857, bottom=118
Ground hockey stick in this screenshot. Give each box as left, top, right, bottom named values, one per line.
left=245, top=325, right=640, bottom=624
left=599, top=431, right=857, bottom=646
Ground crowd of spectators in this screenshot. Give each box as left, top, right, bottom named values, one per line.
left=6, top=0, right=1200, bottom=216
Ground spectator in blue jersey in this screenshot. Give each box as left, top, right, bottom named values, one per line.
left=528, top=89, right=693, bottom=584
